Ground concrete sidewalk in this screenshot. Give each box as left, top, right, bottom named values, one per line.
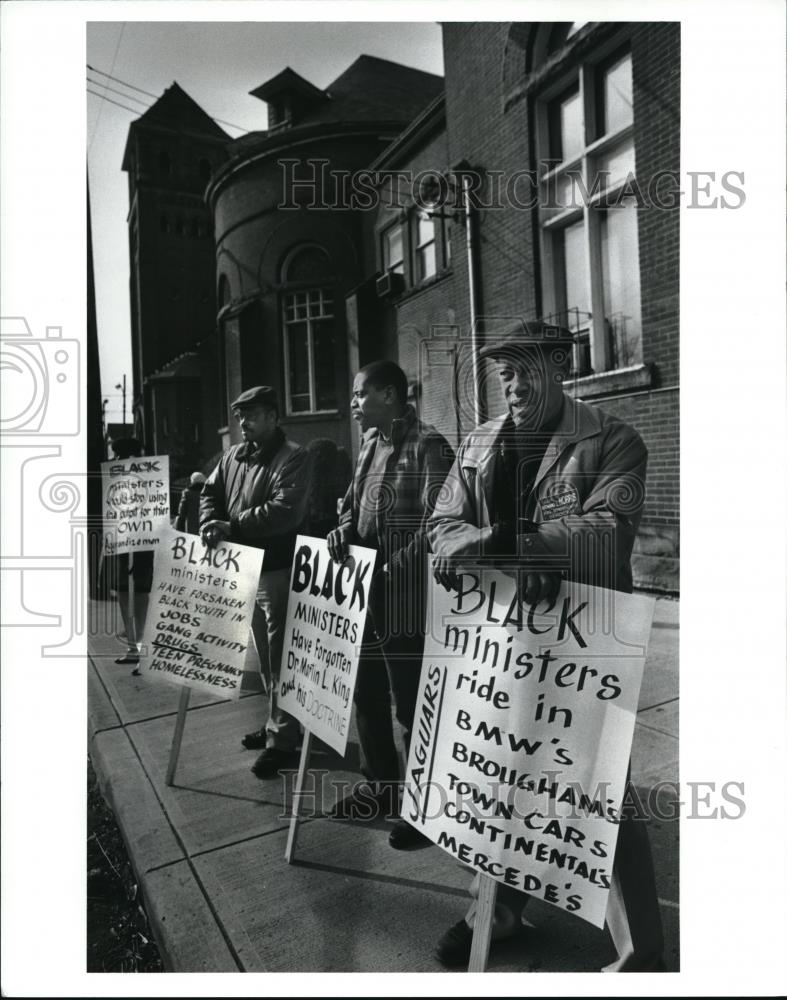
left=88, top=596, right=679, bottom=973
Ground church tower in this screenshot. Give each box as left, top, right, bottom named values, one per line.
left=122, top=83, right=229, bottom=477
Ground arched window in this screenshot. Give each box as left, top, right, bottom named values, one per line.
left=533, top=31, right=642, bottom=375
left=281, top=244, right=335, bottom=284
left=280, top=245, right=338, bottom=415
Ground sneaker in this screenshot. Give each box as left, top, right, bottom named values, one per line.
left=250, top=747, right=297, bottom=779
left=241, top=728, right=268, bottom=750
left=435, top=919, right=474, bottom=968
left=435, top=918, right=521, bottom=969
left=388, top=819, right=431, bottom=850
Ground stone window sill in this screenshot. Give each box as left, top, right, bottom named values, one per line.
left=563, top=363, right=655, bottom=400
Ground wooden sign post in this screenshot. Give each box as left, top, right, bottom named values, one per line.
left=284, top=730, right=313, bottom=863
left=165, top=686, right=192, bottom=786
left=468, top=876, right=498, bottom=972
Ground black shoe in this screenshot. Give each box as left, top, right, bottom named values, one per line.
left=388, top=819, right=431, bottom=850
left=435, top=919, right=474, bottom=968
left=330, top=781, right=397, bottom=820
left=115, top=654, right=139, bottom=665
left=242, top=728, right=267, bottom=750
left=251, top=747, right=296, bottom=779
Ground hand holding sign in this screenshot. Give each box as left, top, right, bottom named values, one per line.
left=201, top=519, right=231, bottom=548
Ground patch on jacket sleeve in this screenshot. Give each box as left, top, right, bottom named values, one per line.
left=538, top=484, right=581, bottom=520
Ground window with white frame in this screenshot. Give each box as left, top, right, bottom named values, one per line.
left=537, top=47, right=642, bottom=376
left=413, top=210, right=437, bottom=282
left=382, top=223, right=404, bottom=275
left=283, top=289, right=337, bottom=414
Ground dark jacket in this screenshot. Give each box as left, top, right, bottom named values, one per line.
left=175, top=484, right=203, bottom=535
left=200, top=429, right=311, bottom=572
left=337, top=406, right=455, bottom=580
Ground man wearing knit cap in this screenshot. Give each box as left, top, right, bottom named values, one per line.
left=428, top=320, right=664, bottom=972
left=201, top=386, right=312, bottom=778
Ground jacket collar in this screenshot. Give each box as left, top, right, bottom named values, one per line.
left=363, top=405, right=417, bottom=449
left=468, top=396, right=602, bottom=497
left=235, top=426, right=286, bottom=464
left=532, top=395, right=602, bottom=486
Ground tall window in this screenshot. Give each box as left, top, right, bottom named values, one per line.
left=538, top=47, right=642, bottom=376
left=413, top=211, right=437, bottom=282
left=283, top=289, right=337, bottom=414
left=382, top=224, right=404, bottom=275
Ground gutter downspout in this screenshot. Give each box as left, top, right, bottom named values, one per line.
left=461, top=170, right=483, bottom=425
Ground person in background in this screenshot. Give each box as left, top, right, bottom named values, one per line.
left=327, top=360, right=454, bottom=848
left=175, top=471, right=206, bottom=534
left=428, top=321, right=664, bottom=971
left=305, top=438, right=353, bottom=539
left=104, top=437, right=154, bottom=668
left=200, top=386, right=312, bottom=779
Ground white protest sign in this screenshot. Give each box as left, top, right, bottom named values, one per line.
left=277, top=535, right=376, bottom=755
left=404, top=564, right=654, bottom=929
left=101, top=455, right=170, bottom=555
left=139, top=526, right=264, bottom=698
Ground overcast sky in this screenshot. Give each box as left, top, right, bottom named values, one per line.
left=87, top=20, right=444, bottom=424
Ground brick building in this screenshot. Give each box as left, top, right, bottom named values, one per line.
left=124, top=23, right=679, bottom=590
left=355, top=22, right=680, bottom=591
left=205, top=55, right=443, bottom=456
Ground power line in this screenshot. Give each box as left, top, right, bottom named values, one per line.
left=86, top=62, right=248, bottom=134
left=86, top=76, right=153, bottom=111
left=87, top=63, right=158, bottom=100
left=87, top=88, right=149, bottom=117
left=88, top=23, right=126, bottom=153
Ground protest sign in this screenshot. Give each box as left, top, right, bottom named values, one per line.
left=139, top=526, right=264, bottom=698
left=101, top=455, right=170, bottom=555
left=404, top=564, right=654, bottom=929
left=278, top=535, right=376, bottom=755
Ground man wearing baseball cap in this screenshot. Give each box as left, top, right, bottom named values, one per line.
left=427, top=321, right=664, bottom=972
left=200, top=386, right=312, bottom=778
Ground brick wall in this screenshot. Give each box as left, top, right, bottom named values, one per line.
left=409, top=22, right=680, bottom=590
left=632, top=23, right=681, bottom=388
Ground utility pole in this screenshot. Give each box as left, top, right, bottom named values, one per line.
left=115, top=374, right=127, bottom=426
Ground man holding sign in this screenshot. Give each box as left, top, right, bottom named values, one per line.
left=426, top=322, right=664, bottom=971
left=327, top=361, right=454, bottom=846
left=201, top=386, right=312, bottom=778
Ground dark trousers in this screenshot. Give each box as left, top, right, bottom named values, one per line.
left=353, top=579, right=425, bottom=788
